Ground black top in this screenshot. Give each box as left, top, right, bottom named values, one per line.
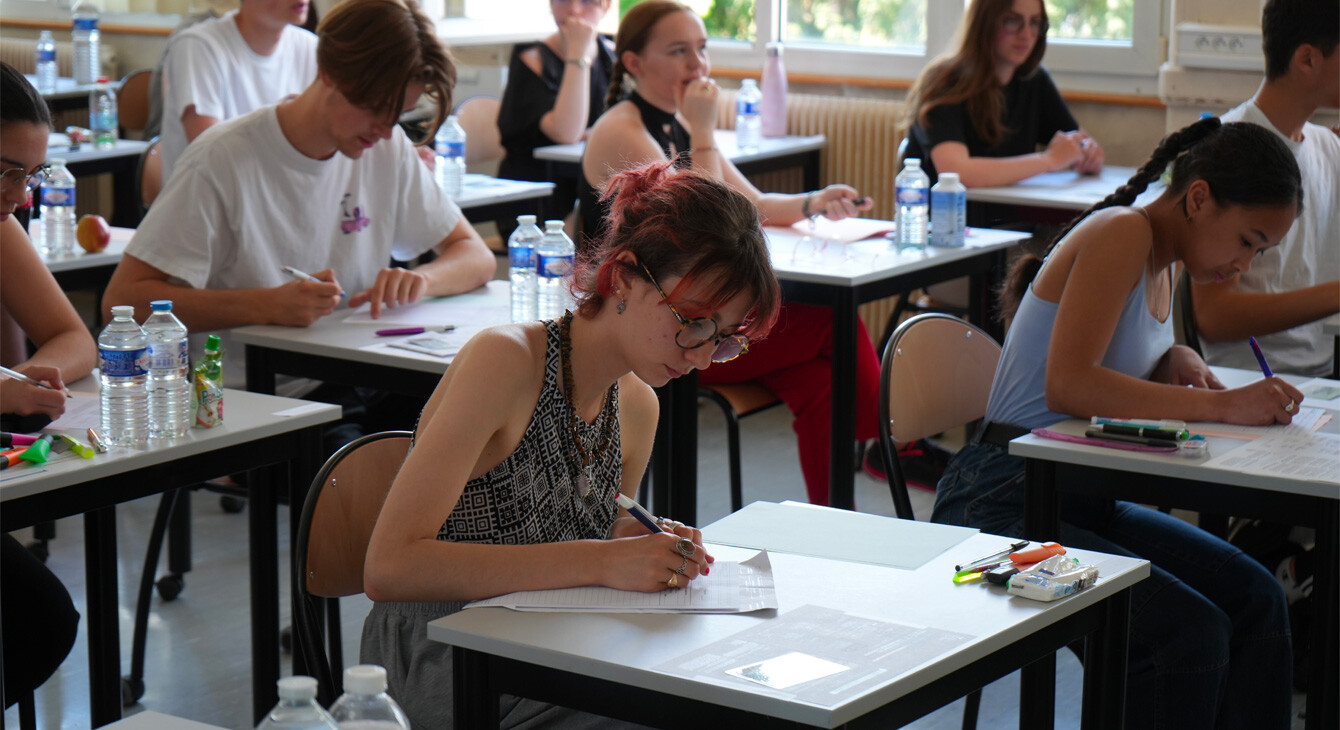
left=496, top=36, right=613, bottom=237
left=577, top=92, right=691, bottom=251
left=905, top=67, right=1078, bottom=185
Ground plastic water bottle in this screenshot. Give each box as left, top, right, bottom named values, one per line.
left=90, top=77, right=118, bottom=149
left=143, top=300, right=192, bottom=439
left=895, top=158, right=930, bottom=253
left=71, top=0, right=101, bottom=86
left=434, top=115, right=466, bottom=199
left=508, top=214, right=542, bottom=323
left=535, top=220, right=574, bottom=320
left=760, top=43, right=787, bottom=138
left=39, top=159, right=76, bottom=258
left=35, top=30, right=58, bottom=94
left=256, top=676, right=339, bottom=730
left=930, top=172, right=966, bottom=248
left=329, top=665, right=411, bottom=730
left=735, top=79, right=762, bottom=152
left=99, top=306, right=148, bottom=447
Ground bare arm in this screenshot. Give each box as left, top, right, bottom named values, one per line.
left=533, top=23, right=600, bottom=144
left=180, top=104, right=221, bottom=144
left=929, top=131, right=1086, bottom=188
left=1190, top=277, right=1340, bottom=343
left=103, top=253, right=343, bottom=329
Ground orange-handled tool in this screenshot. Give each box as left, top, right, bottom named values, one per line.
left=1008, top=542, right=1065, bottom=564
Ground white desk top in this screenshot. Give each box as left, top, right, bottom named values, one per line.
left=435, top=16, right=552, bottom=47
left=103, top=711, right=227, bottom=730
left=0, top=385, right=340, bottom=504
left=233, top=279, right=512, bottom=376
left=534, top=130, right=827, bottom=166
left=33, top=224, right=132, bottom=272
left=46, top=133, right=149, bottom=165
left=428, top=504, right=1148, bottom=727
left=1009, top=367, right=1339, bottom=500
left=26, top=75, right=122, bottom=101
left=766, top=221, right=1029, bottom=287
left=454, top=173, right=554, bottom=210
left=1324, top=313, right=1340, bottom=337
left=965, top=166, right=1142, bottom=211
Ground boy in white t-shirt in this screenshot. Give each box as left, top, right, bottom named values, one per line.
left=1192, top=0, right=1340, bottom=378
left=105, top=0, right=494, bottom=355
left=159, top=0, right=319, bottom=183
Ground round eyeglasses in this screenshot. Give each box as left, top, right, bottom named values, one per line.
left=639, top=262, right=749, bottom=363
left=1001, top=13, right=1048, bottom=36
left=0, top=165, right=49, bottom=192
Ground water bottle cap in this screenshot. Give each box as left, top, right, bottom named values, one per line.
left=741, top=78, right=759, bottom=88
left=516, top=214, right=536, bottom=225
left=110, top=305, right=135, bottom=319
left=939, top=172, right=959, bottom=184
left=544, top=220, right=565, bottom=232
left=904, top=158, right=921, bottom=168
left=343, top=664, right=389, bottom=695
left=766, top=42, right=784, bottom=54
left=276, top=676, right=319, bottom=700
left=150, top=300, right=173, bottom=311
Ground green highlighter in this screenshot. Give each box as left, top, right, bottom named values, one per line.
left=19, top=434, right=54, bottom=463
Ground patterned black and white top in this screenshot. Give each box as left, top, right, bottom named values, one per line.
left=434, top=317, right=621, bottom=545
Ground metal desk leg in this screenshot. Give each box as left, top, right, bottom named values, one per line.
left=650, top=386, right=673, bottom=519
left=1023, top=458, right=1061, bottom=540
left=249, top=464, right=281, bottom=726
left=667, top=372, right=699, bottom=523
left=1306, top=498, right=1339, bottom=730
left=829, top=289, right=858, bottom=510
left=453, top=646, right=499, bottom=727
left=288, top=426, right=323, bottom=681
left=1081, top=587, right=1130, bottom=730
left=245, top=345, right=277, bottom=396
left=84, top=507, right=122, bottom=727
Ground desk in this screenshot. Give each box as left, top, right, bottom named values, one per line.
left=45, top=134, right=150, bottom=228
left=33, top=223, right=132, bottom=293
left=1013, top=367, right=1339, bottom=730
left=964, top=166, right=1136, bottom=211
left=0, top=387, right=340, bottom=727
left=26, top=75, right=123, bottom=114
left=455, top=173, right=554, bottom=225
left=1324, top=313, right=1340, bottom=337
left=431, top=504, right=1149, bottom=729
left=535, top=131, right=828, bottom=191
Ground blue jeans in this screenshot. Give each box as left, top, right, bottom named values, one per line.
left=932, top=438, right=1292, bottom=730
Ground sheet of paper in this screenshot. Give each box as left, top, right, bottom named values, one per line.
left=463, top=551, right=777, bottom=614
left=43, top=392, right=101, bottom=431
left=1203, top=429, right=1339, bottom=484
left=702, top=501, right=976, bottom=571
left=786, top=217, right=895, bottom=243
left=343, top=280, right=508, bottom=326
left=654, top=604, right=973, bottom=707
left=1298, top=377, right=1340, bottom=405
left=1187, top=406, right=1327, bottom=439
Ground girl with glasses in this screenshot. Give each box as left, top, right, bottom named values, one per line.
left=577, top=0, right=882, bottom=507
left=0, top=60, right=94, bottom=717
left=362, top=161, right=779, bottom=729
left=902, top=0, right=1104, bottom=197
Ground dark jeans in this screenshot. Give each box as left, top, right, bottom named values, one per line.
left=2, top=533, right=79, bottom=704
left=932, top=436, right=1293, bottom=730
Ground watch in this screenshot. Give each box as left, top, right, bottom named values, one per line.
left=566, top=56, right=591, bottom=70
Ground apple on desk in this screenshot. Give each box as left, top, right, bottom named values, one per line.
left=76, top=214, right=111, bottom=253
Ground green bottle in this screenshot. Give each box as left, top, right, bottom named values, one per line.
left=192, top=334, right=223, bottom=427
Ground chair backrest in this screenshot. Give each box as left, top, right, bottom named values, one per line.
left=137, top=136, right=163, bottom=213
left=294, top=430, right=411, bottom=703
left=877, top=313, right=1001, bottom=519
left=453, top=95, right=504, bottom=164
left=117, top=69, right=153, bottom=136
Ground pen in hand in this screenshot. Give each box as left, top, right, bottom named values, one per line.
left=1248, top=336, right=1273, bottom=378
left=281, top=266, right=346, bottom=299
left=0, top=365, right=71, bottom=398
left=614, top=493, right=671, bottom=534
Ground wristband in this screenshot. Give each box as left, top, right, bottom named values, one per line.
left=801, top=191, right=817, bottom=217
left=565, top=57, right=590, bottom=69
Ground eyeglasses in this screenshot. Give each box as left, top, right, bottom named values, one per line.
left=1001, top=13, right=1048, bottom=35
left=0, top=165, right=50, bottom=192
left=639, top=262, right=749, bottom=363
left=551, top=0, right=606, bottom=7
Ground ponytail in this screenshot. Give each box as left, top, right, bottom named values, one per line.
left=998, top=117, right=1302, bottom=323
left=604, top=61, right=628, bottom=110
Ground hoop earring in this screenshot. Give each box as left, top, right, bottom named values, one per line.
left=615, top=289, right=626, bottom=315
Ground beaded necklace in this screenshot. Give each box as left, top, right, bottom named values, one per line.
left=559, top=311, right=616, bottom=498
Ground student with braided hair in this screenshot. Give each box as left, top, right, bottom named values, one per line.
left=932, top=117, right=1304, bottom=728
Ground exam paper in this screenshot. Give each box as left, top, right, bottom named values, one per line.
left=463, top=551, right=777, bottom=613
left=44, top=392, right=101, bottom=431
left=1203, top=429, right=1339, bottom=484
left=343, top=280, right=509, bottom=326
left=1187, top=406, right=1328, bottom=439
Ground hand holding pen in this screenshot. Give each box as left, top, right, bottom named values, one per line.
left=1234, top=337, right=1305, bottom=425
left=0, top=365, right=72, bottom=420
left=276, top=266, right=345, bottom=326
left=614, top=493, right=712, bottom=588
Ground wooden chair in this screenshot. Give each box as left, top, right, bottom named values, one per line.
left=452, top=95, right=504, bottom=165
left=117, top=68, right=153, bottom=138
left=294, top=430, right=412, bottom=705
left=136, top=136, right=163, bottom=214
left=698, top=382, right=784, bottom=512
left=876, top=313, right=1000, bottom=729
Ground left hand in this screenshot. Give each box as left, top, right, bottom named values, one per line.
left=349, top=267, right=431, bottom=319
left=1159, top=345, right=1225, bottom=389
left=809, top=185, right=874, bottom=221
left=0, top=365, right=69, bottom=419
left=678, top=77, right=719, bottom=136
left=1074, top=133, right=1105, bottom=175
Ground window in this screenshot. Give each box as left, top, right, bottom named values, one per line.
left=1047, top=0, right=1134, bottom=42
left=782, top=0, right=927, bottom=52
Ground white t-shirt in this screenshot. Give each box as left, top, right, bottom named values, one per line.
left=128, top=105, right=462, bottom=388
left=1202, top=102, right=1340, bottom=377
left=160, top=10, right=318, bottom=183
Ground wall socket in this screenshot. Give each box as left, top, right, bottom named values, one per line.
left=1174, top=23, right=1264, bottom=72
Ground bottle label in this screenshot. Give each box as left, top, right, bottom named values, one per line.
left=896, top=186, right=928, bottom=206
left=73, top=18, right=98, bottom=31
left=737, top=100, right=760, bottom=115
left=537, top=254, right=573, bottom=279
left=930, top=190, right=967, bottom=247
left=509, top=245, right=535, bottom=269
left=437, top=141, right=465, bottom=158
left=37, top=49, right=56, bottom=62
left=100, top=347, right=147, bottom=377
left=194, top=373, right=224, bottom=428
left=148, top=340, right=189, bottom=370
left=40, top=186, right=74, bottom=207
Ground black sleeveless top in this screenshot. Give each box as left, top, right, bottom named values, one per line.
left=577, top=92, right=692, bottom=252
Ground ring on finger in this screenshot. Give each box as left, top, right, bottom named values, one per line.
left=676, top=537, right=696, bottom=558
left=667, top=573, right=678, bottom=589
left=676, top=557, right=688, bottom=575
left=1285, top=399, right=1295, bottom=412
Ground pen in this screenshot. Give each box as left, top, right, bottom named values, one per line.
left=1090, top=416, right=1186, bottom=430
left=955, top=540, right=1029, bottom=572
left=0, top=432, right=40, bottom=447
left=952, top=542, right=1066, bottom=583
left=614, top=493, right=671, bottom=535
left=0, top=365, right=71, bottom=397
left=375, top=325, right=456, bottom=336
left=281, top=266, right=346, bottom=298
left=1084, top=427, right=1179, bottom=448
left=1098, top=423, right=1186, bottom=441
left=1248, top=336, right=1273, bottom=378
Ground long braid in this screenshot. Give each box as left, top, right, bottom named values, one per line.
left=604, top=59, right=627, bottom=110
left=998, top=116, right=1224, bottom=323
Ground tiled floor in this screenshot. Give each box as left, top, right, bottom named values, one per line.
left=5, top=403, right=1307, bottom=729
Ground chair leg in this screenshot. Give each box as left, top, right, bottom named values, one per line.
left=124, top=488, right=182, bottom=707
left=961, top=688, right=981, bottom=730
left=326, top=599, right=344, bottom=695
left=17, top=690, right=37, bottom=730
left=724, top=407, right=743, bottom=513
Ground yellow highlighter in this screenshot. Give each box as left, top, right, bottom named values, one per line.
left=55, top=433, right=96, bottom=458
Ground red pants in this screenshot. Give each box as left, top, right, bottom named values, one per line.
left=698, top=302, right=880, bottom=506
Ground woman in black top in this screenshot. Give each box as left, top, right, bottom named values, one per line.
left=902, top=0, right=1104, bottom=187
left=496, top=0, right=614, bottom=239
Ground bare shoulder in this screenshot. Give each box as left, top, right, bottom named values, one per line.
left=616, top=373, right=657, bottom=419
left=451, top=322, right=549, bottom=382
left=584, top=102, right=661, bottom=186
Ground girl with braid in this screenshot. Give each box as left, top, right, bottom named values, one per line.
left=931, top=118, right=1304, bottom=728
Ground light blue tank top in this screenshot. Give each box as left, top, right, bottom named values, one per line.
left=985, top=267, right=1175, bottom=429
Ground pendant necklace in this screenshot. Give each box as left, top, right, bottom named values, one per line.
left=559, top=312, right=615, bottom=499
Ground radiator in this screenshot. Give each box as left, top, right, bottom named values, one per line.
left=718, top=90, right=906, bottom=343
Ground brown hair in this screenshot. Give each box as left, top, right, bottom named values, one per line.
left=901, top=0, right=1049, bottom=147
left=573, top=161, right=780, bottom=340
left=604, top=0, right=692, bottom=109
left=317, top=0, right=456, bottom=144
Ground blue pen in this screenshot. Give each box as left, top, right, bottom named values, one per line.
left=614, top=493, right=671, bottom=534
left=1248, top=336, right=1273, bottom=378
left=281, top=266, right=347, bottom=299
